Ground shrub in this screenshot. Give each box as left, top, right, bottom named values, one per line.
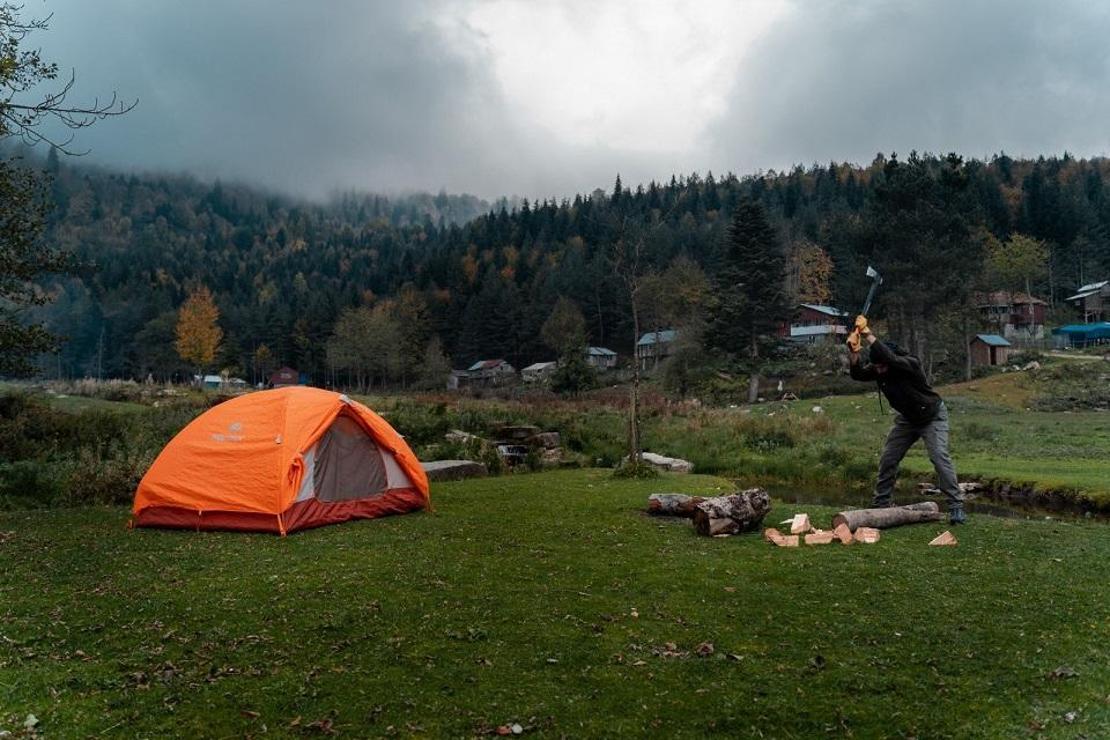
left=612, top=458, right=660, bottom=479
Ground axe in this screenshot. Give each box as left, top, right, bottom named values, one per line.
left=860, top=264, right=883, bottom=316
left=847, top=265, right=883, bottom=352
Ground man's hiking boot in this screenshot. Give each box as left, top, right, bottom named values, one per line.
left=949, top=508, right=967, bottom=525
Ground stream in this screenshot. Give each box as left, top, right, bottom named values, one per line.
left=762, top=483, right=1104, bottom=522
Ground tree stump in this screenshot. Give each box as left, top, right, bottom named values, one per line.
left=647, top=493, right=707, bottom=518
left=831, top=502, right=944, bottom=532
left=692, top=488, right=771, bottom=537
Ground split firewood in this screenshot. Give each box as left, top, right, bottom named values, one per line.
left=853, top=527, right=881, bottom=544
left=929, top=530, right=958, bottom=546
left=804, top=530, right=835, bottom=545
left=776, top=535, right=800, bottom=548
left=700, top=516, right=739, bottom=537
left=763, top=527, right=785, bottom=544
left=831, top=502, right=944, bottom=532
left=833, top=523, right=853, bottom=544
left=647, top=493, right=707, bottom=518
left=789, top=513, right=812, bottom=535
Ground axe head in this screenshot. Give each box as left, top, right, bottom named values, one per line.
left=865, top=265, right=882, bottom=283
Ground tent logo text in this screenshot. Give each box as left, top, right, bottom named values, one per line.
left=211, top=422, right=245, bottom=443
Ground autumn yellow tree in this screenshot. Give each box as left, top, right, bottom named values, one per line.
left=175, top=286, right=223, bottom=376
left=786, top=240, right=834, bottom=305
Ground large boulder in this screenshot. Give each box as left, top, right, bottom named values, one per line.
left=637, top=452, right=694, bottom=474
left=421, top=460, right=489, bottom=482
left=693, top=488, right=772, bottom=537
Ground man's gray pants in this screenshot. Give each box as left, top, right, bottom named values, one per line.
left=872, top=402, right=963, bottom=511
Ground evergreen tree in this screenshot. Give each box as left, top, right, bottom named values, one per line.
left=706, top=199, right=789, bottom=360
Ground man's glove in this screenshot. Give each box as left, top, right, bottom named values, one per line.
left=854, top=314, right=871, bottom=335
left=846, top=329, right=861, bottom=353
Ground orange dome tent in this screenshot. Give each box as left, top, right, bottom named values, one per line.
left=132, top=387, right=429, bottom=534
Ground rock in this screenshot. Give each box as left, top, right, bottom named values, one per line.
left=445, top=429, right=479, bottom=444
left=637, top=452, right=695, bottom=474
left=692, top=488, right=772, bottom=537
left=420, top=460, right=489, bottom=482
left=811, top=405, right=824, bottom=414
left=1022, top=361, right=1041, bottom=371
left=494, top=424, right=542, bottom=441
left=527, top=432, right=561, bottom=449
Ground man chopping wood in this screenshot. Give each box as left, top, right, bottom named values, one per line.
left=847, top=317, right=967, bottom=524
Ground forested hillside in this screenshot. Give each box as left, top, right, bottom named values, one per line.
left=27, top=150, right=1110, bottom=386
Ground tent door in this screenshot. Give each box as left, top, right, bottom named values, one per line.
left=313, top=415, right=388, bottom=502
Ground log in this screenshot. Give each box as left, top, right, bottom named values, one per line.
left=831, top=502, right=944, bottom=532
left=693, top=488, right=772, bottom=537
left=777, top=535, right=800, bottom=548
left=647, top=493, right=707, bottom=518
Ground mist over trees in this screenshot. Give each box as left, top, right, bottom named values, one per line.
left=15, top=149, right=1110, bottom=386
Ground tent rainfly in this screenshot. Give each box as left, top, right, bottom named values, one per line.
left=132, top=387, right=429, bottom=534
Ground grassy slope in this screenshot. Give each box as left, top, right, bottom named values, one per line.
left=2, top=470, right=1107, bottom=738
left=641, top=369, right=1110, bottom=505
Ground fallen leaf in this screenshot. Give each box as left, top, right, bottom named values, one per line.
left=695, top=642, right=714, bottom=657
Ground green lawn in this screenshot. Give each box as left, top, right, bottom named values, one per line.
left=2, top=470, right=1107, bottom=737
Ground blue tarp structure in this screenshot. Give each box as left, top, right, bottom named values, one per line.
left=1053, top=322, right=1110, bottom=347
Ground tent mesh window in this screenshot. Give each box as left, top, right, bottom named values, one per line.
left=312, top=415, right=388, bottom=502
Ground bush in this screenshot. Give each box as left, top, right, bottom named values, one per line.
left=612, top=458, right=660, bottom=479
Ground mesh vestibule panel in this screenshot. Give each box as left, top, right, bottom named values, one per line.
left=312, top=415, right=389, bottom=502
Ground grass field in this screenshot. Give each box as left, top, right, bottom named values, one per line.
left=2, top=470, right=1107, bottom=737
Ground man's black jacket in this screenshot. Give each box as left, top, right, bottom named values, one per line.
left=849, top=340, right=942, bottom=424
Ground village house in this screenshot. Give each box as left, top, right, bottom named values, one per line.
left=969, top=334, right=1012, bottom=367
left=779, top=304, right=849, bottom=345
left=974, top=291, right=1047, bottom=342
left=448, top=359, right=517, bottom=389
left=585, top=346, right=618, bottom=370
left=269, top=367, right=305, bottom=388
left=636, top=330, right=677, bottom=371
left=521, top=361, right=557, bottom=383
left=1066, top=280, right=1109, bottom=322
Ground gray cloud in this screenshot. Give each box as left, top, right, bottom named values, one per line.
left=705, top=0, right=1110, bottom=171
left=27, top=0, right=1110, bottom=200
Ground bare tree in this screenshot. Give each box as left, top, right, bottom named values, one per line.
left=1, top=5, right=137, bottom=153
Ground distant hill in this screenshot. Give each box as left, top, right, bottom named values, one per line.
left=23, top=150, right=1110, bottom=384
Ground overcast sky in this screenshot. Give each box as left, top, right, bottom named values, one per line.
left=27, top=0, right=1110, bottom=200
